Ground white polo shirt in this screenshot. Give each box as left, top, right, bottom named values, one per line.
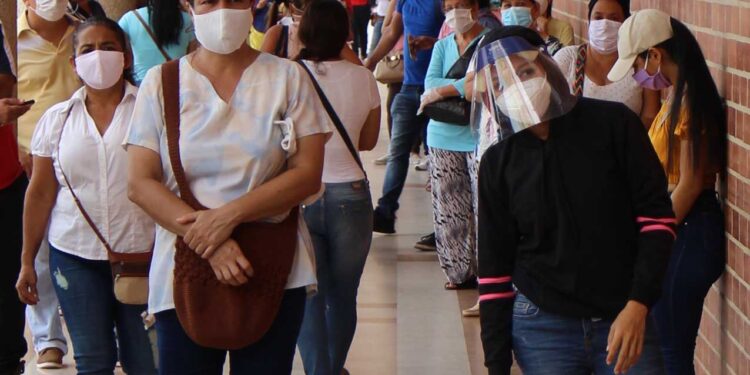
left=125, top=54, right=332, bottom=314
left=31, top=83, right=155, bottom=261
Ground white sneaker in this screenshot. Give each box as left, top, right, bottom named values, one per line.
left=373, top=154, right=389, bottom=165
left=415, top=158, right=430, bottom=171
left=462, top=301, right=480, bottom=317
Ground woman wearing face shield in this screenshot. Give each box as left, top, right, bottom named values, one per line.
left=608, top=10, right=726, bottom=375
left=126, top=0, right=330, bottom=373
left=498, top=0, right=563, bottom=56
left=553, top=0, right=660, bottom=127
left=473, top=27, right=675, bottom=375
left=15, top=18, right=157, bottom=375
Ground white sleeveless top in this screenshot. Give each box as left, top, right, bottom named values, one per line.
left=554, top=45, right=644, bottom=115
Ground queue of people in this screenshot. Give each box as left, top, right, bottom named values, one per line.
left=0, top=0, right=729, bottom=375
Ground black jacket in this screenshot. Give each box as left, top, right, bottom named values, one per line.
left=477, top=98, right=676, bottom=374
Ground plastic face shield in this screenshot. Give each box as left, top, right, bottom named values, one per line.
left=470, top=36, right=576, bottom=144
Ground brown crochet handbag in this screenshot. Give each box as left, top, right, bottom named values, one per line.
left=161, top=59, right=299, bottom=350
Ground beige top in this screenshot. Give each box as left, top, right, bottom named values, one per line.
left=547, top=18, right=575, bottom=47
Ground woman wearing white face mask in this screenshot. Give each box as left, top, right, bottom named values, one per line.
left=126, top=0, right=330, bottom=373
left=15, top=17, right=157, bottom=375
left=418, top=0, right=487, bottom=292
left=498, top=0, right=563, bottom=55
left=553, top=0, right=660, bottom=127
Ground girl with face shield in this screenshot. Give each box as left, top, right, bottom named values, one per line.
left=125, top=0, right=331, bottom=373
left=472, top=27, right=675, bottom=375
left=16, top=18, right=157, bottom=375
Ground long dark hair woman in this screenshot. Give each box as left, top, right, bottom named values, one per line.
left=118, top=0, right=196, bottom=85
left=608, top=9, right=726, bottom=375
left=293, top=2, right=381, bottom=375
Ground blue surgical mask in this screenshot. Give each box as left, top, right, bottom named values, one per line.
left=501, top=6, right=533, bottom=27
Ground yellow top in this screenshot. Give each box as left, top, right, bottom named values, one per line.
left=648, top=99, right=689, bottom=186
left=547, top=18, right=575, bottom=47
left=16, top=13, right=80, bottom=152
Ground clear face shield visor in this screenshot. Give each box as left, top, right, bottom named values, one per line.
left=470, top=37, right=577, bottom=144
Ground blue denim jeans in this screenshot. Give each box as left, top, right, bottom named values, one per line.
left=297, top=181, right=373, bottom=375
left=512, top=294, right=665, bottom=374
left=155, top=288, right=306, bottom=375
left=48, top=246, right=156, bottom=375
left=651, top=190, right=725, bottom=375
left=376, top=85, right=429, bottom=218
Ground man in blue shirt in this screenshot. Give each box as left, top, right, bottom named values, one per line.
left=365, top=0, right=444, bottom=233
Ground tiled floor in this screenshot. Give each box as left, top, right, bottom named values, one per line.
left=22, top=86, right=493, bottom=375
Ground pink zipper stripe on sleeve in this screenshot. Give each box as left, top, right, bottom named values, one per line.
left=478, top=276, right=512, bottom=285
left=641, top=224, right=676, bottom=239
left=636, top=217, right=677, bottom=224
left=479, top=291, right=516, bottom=302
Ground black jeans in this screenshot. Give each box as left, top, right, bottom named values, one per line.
left=351, top=5, right=370, bottom=58
left=155, top=288, right=307, bottom=375
left=0, top=175, right=27, bottom=373
left=651, top=190, right=726, bottom=375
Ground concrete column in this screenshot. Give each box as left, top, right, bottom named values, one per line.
left=97, top=0, right=140, bottom=21
left=1, top=0, right=16, bottom=60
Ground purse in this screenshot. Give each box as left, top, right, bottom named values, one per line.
left=161, top=59, right=299, bottom=350
left=422, top=40, right=480, bottom=126
left=374, top=52, right=404, bottom=84
left=56, top=110, right=152, bottom=306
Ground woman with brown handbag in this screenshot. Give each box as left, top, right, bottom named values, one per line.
left=15, top=17, right=157, bottom=375
left=125, top=0, right=330, bottom=374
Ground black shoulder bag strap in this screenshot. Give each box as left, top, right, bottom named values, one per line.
left=295, top=60, right=367, bottom=180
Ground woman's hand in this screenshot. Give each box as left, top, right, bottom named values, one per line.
left=207, top=239, right=254, bottom=286
left=16, top=265, right=39, bottom=305
left=417, top=89, right=444, bottom=115
left=177, top=207, right=239, bottom=259
left=607, top=300, right=648, bottom=374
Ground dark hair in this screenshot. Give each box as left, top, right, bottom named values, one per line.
left=478, top=0, right=490, bottom=9
left=147, top=0, right=185, bottom=47
left=640, top=18, right=726, bottom=171
left=72, top=17, right=135, bottom=84
left=544, top=0, right=552, bottom=17
left=268, top=0, right=312, bottom=30
left=295, top=0, right=348, bottom=61
left=587, top=0, right=630, bottom=20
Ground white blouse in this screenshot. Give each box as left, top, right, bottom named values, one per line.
left=125, top=54, right=332, bottom=314
left=31, top=83, right=155, bottom=261
left=554, top=45, right=644, bottom=115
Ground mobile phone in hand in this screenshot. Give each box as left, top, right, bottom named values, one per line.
left=22, top=99, right=35, bottom=105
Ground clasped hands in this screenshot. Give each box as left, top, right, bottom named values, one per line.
left=177, top=207, right=254, bottom=286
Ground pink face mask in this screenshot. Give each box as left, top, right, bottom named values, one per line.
left=75, top=50, right=125, bottom=90
left=632, top=54, right=672, bottom=91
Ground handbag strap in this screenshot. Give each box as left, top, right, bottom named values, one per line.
left=445, top=37, right=481, bottom=79
left=275, top=25, right=289, bottom=58
left=573, top=44, right=587, bottom=97
left=161, top=59, right=205, bottom=211
left=133, top=10, right=171, bottom=62
left=296, top=60, right=367, bottom=179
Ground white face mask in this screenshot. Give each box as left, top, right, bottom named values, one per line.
left=192, top=7, right=253, bottom=55
left=75, top=50, right=125, bottom=90
left=30, top=0, right=68, bottom=22
left=588, top=19, right=621, bottom=55
left=497, top=77, right=552, bottom=126
left=446, top=9, right=475, bottom=34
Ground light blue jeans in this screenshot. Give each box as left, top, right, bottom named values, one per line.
left=297, top=181, right=373, bottom=375
left=26, top=240, right=68, bottom=354
left=512, top=293, right=665, bottom=374
left=49, top=246, right=156, bottom=375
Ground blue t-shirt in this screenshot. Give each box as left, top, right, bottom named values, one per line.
left=397, top=0, right=444, bottom=85
left=119, top=8, right=195, bottom=85
left=253, top=0, right=274, bottom=32
left=424, top=32, right=485, bottom=152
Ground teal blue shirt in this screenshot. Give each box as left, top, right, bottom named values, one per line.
left=424, top=31, right=486, bottom=152
left=119, top=8, right=194, bottom=85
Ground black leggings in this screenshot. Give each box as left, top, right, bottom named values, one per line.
left=351, top=5, right=370, bottom=58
